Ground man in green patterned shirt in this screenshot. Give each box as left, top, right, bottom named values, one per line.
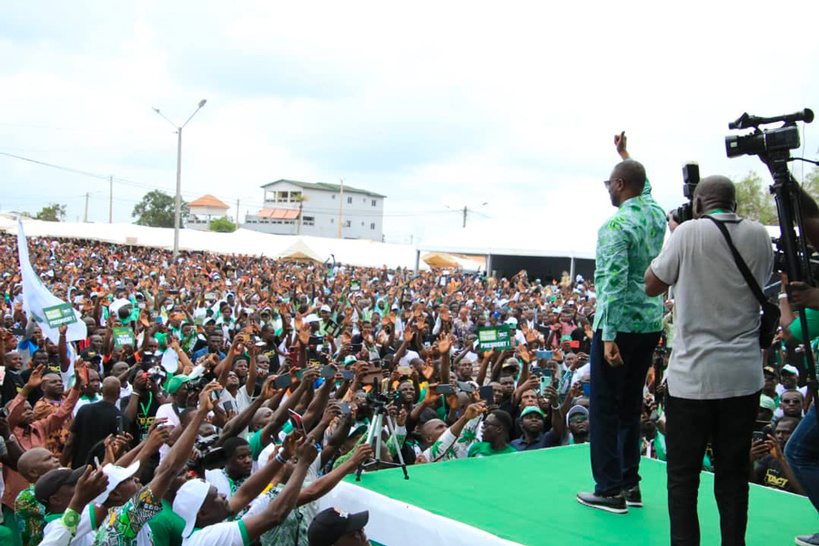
left=577, top=133, right=665, bottom=514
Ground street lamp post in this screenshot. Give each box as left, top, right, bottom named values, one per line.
left=152, top=99, right=207, bottom=260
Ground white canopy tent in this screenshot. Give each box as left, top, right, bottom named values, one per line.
left=0, top=214, right=427, bottom=270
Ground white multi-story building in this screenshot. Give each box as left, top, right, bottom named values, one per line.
left=242, top=179, right=385, bottom=240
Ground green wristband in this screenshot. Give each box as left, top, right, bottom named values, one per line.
left=63, top=508, right=80, bottom=534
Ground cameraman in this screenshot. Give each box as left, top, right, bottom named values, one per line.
left=645, top=175, right=773, bottom=545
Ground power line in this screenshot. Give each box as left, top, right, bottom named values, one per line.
left=0, top=150, right=460, bottom=221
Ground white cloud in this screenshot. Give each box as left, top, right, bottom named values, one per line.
left=0, top=0, right=817, bottom=245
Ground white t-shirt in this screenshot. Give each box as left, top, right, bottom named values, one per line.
left=42, top=504, right=97, bottom=546
left=184, top=489, right=275, bottom=546
left=182, top=520, right=247, bottom=546
left=73, top=394, right=102, bottom=417
left=398, top=350, right=420, bottom=368
left=204, top=468, right=235, bottom=499
left=154, top=403, right=182, bottom=461
left=776, top=384, right=808, bottom=397
left=650, top=213, right=773, bottom=399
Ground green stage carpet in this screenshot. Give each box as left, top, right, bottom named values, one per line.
left=347, top=444, right=818, bottom=545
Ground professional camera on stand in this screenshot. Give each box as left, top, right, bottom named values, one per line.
left=669, top=163, right=701, bottom=224
left=725, top=107, right=818, bottom=425
left=355, top=386, right=409, bottom=481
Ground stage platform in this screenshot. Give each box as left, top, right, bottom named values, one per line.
left=319, top=443, right=818, bottom=545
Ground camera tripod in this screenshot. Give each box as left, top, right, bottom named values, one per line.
left=354, top=400, right=410, bottom=481
left=767, top=156, right=819, bottom=426
left=729, top=108, right=819, bottom=426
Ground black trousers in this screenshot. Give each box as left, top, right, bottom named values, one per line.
left=665, top=391, right=759, bottom=546
left=589, top=330, right=660, bottom=496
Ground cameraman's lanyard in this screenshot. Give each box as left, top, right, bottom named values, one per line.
left=140, top=392, right=153, bottom=422
left=708, top=209, right=730, bottom=214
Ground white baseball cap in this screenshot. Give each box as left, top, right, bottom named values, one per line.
left=93, top=461, right=141, bottom=504
left=320, top=305, right=332, bottom=313
left=303, top=313, right=320, bottom=324
left=174, top=478, right=211, bottom=538
left=108, top=298, right=131, bottom=317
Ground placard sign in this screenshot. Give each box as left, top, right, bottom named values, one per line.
left=477, top=326, right=512, bottom=351
left=113, top=327, right=135, bottom=347
left=42, top=303, right=78, bottom=328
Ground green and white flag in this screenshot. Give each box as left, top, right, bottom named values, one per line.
left=16, top=218, right=87, bottom=345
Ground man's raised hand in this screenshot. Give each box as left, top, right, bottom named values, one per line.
left=614, top=131, right=629, bottom=160
left=464, top=401, right=487, bottom=420
left=198, top=381, right=222, bottom=412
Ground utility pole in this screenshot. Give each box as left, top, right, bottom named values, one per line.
left=152, top=99, right=207, bottom=260
left=337, top=178, right=344, bottom=239
left=174, top=128, right=183, bottom=254
left=109, top=175, right=113, bottom=223
left=235, top=199, right=240, bottom=226
left=84, top=192, right=89, bottom=222
left=450, top=201, right=488, bottom=228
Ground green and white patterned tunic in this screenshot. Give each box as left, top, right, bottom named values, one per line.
left=592, top=179, right=666, bottom=341
left=421, top=416, right=482, bottom=463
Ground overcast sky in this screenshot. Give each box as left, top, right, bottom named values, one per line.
left=1, top=1, right=818, bottom=248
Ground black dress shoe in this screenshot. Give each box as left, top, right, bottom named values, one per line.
left=624, top=485, right=642, bottom=507
left=576, top=491, right=628, bottom=514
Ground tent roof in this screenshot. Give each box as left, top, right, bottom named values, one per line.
left=277, top=239, right=323, bottom=262
left=188, top=194, right=229, bottom=209
left=0, top=214, right=424, bottom=270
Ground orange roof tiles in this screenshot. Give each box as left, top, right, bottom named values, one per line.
left=188, top=194, right=229, bottom=209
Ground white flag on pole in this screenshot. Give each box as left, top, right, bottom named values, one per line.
left=16, top=218, right=87, bottom=345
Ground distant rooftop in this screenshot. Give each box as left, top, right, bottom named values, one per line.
left=188, top=194, right=229, bottom=209
left=260, top=179, right=386, bottom=198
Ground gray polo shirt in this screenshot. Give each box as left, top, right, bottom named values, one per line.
left=650, top=213, right=773, bottom=400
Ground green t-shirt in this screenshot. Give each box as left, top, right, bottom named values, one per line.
left=147, top=500, right=185, bottom=546
left=249, top=429, right=265, bottom=461
left=467, top=441, right=517, bottom=458
left=788, top=307, right=819, bottom=344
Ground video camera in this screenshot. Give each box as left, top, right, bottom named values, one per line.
left=725, top=109, right=813, bottom=159
left=366, top=389, right=398, bottom=409
left=669, top=164, right=701, bottom=224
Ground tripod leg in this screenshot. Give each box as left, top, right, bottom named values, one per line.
left=356, top=414, right=380, bottom=482
left=374, top=413, right=384, bottom=463
left=384, top=413, right=410, bottom=480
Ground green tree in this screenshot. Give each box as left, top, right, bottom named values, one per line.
left=209, top=217, right=236, bottom=232
left=734, top=171, right=777, bottom=225
left=132, top=190, right=189, bottom=228
left=803, top=164, right=819, bottom=203
left=35, top=203, right=66, bottom=222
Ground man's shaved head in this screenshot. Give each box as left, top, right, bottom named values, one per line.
left=613, top=159, right=647, bottom=193
left=18, top=448, right=59, bottom=483
left=101, top=376, right=122, bottom=401
left=693, top=175, right=736, bottom=218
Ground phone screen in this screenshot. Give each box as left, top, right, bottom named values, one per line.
left=479, top=385, right=494, bottom=405
left=274, top=375, right=293, bottom=389
left=539, top=375, right=551, bottom=396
